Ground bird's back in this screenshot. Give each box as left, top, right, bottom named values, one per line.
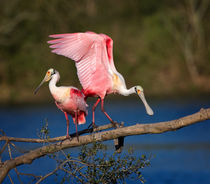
left=53, top=87, right=87, bottom=116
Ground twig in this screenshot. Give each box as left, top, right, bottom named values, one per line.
left=7, top=144, right=23, bottom=184
left=0, top=129, right=7, bottom=136
left=0, top=142, right=9, bottom=156
left=35, top=167, right=59, bottom=184
left=9, top=142, right=27, bottom=154
left=60, top=167, right=84, bottom=183
left=18, top=172, right=41, bottom=180
left=8, top=174, right=14, bottom=184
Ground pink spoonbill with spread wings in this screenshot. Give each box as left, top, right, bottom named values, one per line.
left=34, top=68, right=88, bottom=140
left=48, top=32, right=154, bottom=127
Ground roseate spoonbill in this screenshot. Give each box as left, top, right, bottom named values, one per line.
left=48, top=32, right=154, bottom=127
left=34, top=68, right=88, bottom=140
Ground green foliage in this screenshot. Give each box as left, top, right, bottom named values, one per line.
left=56, top=141, right=150, bottom=184
left=37, top=119, right=50, bottom=140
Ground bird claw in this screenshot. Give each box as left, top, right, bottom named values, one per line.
left=88, top=122, right=98, bottom=132
left=93, top=124, right=98, bottom=129
left=66, top=134, right=72, bottom=140
left=76, top=133, right=79, bottom=142
left=111, top=121, right=120, bottom=128
left=60, top=135, right=72, bottom=145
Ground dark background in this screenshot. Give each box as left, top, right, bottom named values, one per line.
left=0, top=0, right=210, bottom=104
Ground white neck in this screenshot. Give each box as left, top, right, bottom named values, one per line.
left=119, top=86, right=136, bottom=96
left=49, top=73, right=60, bottom=95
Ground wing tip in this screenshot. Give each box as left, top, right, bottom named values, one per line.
left=47, top=40, right=54, bottom=44
left=49, top=34, right=66, bottom=38
left=48, top=33, right=78, bottom=38
left=51, top=49, right=59, bottom=54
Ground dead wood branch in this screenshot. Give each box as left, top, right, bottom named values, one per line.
left=0, top=123, right=115, bottom=143
left=0, top=108, right=209, bottom=183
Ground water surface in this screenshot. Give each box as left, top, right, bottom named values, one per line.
left=1, top=97, right=210, bottom=183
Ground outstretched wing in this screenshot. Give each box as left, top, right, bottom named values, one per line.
left=48, top=32, right=111, bottom=90
left=99, top=33, right=118, bottom=73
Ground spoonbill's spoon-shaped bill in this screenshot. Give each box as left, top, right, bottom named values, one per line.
left=34, top=70, right=53, bottom=94
left=135, top=86, right=154, bottom=115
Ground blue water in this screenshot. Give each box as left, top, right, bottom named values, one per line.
left=1, top=97, right=210, bottom=183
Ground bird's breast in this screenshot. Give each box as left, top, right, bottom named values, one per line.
left=55, top=100, right=77, bottom=116
left=52, top=88, right=71, bottom=104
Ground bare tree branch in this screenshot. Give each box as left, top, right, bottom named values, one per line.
left=35, top=167, right=59, bottom=184
left=0, top=123, right=115, bottom=143
left=0, top=108, right=209, bottom=183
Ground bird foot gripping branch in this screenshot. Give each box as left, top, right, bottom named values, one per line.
left=111, top=121, right=121, bottom=128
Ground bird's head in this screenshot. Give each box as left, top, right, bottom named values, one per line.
left=45, top=68, right=57, bottom=81
left=34, top=68, right=57, bottom=94
left=134, top=85, right=154, bottom=116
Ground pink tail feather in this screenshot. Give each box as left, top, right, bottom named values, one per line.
left=73, top=112, right=86, bottom=125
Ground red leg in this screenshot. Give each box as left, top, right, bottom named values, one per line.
left=64, top=112, right=70, bottom=138
left=75, top=111, right=79, bottom=142
left=100, top=98, right=114, bottom=124
left=92, top=98, right=101, bottom=126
